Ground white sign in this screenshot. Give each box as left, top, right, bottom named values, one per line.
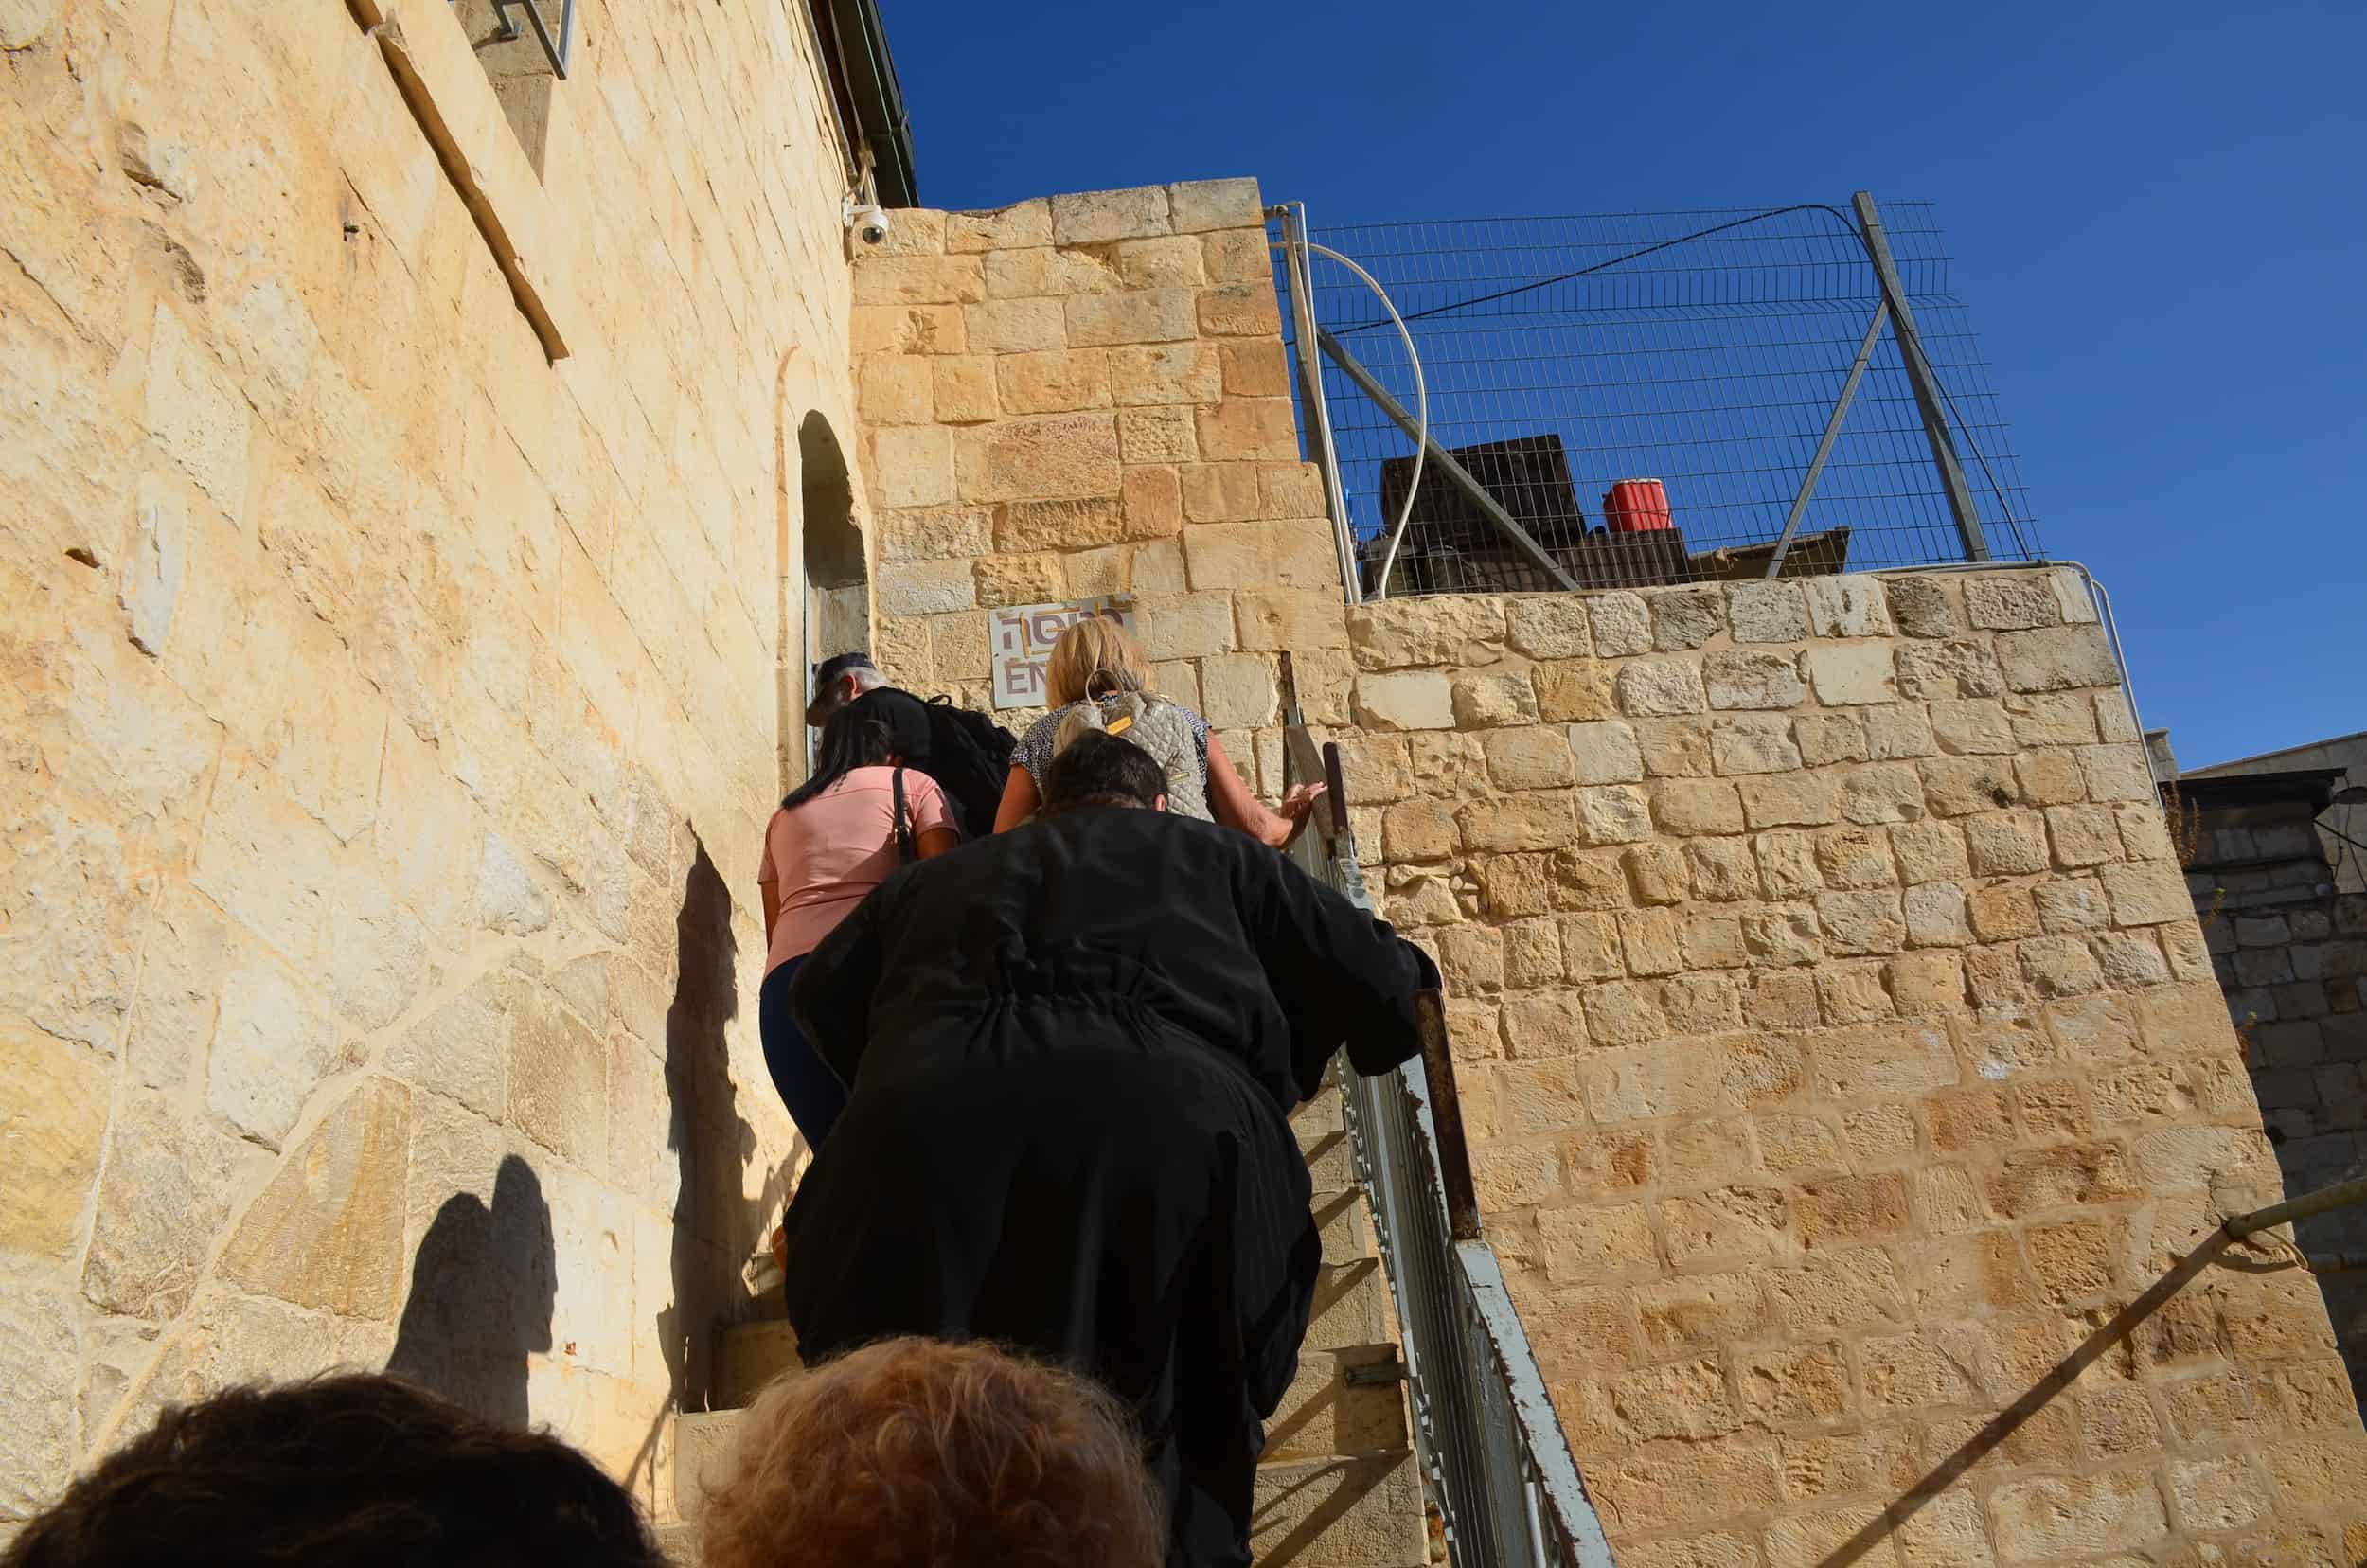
left=989, top=597, right=1136, bottom=711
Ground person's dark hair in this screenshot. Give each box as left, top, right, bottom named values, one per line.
left=1041, top=731, right=1167, bottom=816
left=1, top=1373, right=664, bottom=1568
left=783, top=704, right=899, bottom=812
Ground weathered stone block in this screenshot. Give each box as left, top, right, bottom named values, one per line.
left=1168, top=177, right=1263, bottom=232
left=1883, top=575, right=1962, bottom=637
left=1535, top=660, right=1616, bottom=722
left=1588, top=591, right=1652, bottom=656
left=1382, top=798, right=1458, bottom=862
left=850, top=253, right=986, bottom=306
left=1484, top=727, right=1575, bottom=790
left=1904, top=882, right=1973, bottom=947
left=876, top=558, right=974, bottom=615
left=1753, top=831, right=1821, bottom=900
left=1896, top=640, right=2004, bottom=700
left=1987, top=1467, right=2167, bottom=1560
left=1651, top=778, right=1746, bottom=837
left=1352, top=670, right=1454, bottom=732
left=0, top=1027, right=112, bottom=1261
left=1567, top=720, right=1642, bottom=784
left=1702, top=650, right=1804, bottom=710
left=1617, top=656, right=1708, bottom=717
left=1347, top=595, right=1505, bottom=669
left=1995, top=623, right=2119, bottom=693
left=2100, top=861, right=2190, bottom=927
left=1966, top=573, right=2062, bottom=630
left=1739, top=774, right=1839, bottom=829
left=1710, top=716, right=1801, bottom=775
left=1920, top=756, right=2018, bottom=816
left=1504, top=597, right=1592, bottom=660
left=1134, top=594, right=1238, bottom=662
left=209, top=957, right=346, bottom=1149
left=1197, top=283, right=1283, bottom=337
left=946, top=198, right=1054, bottom=252
left=965, top=294, right=1069, bottom=350
left=1804, top=576, right=1894, bottom=637
left=1574, top=785, right=1654, bottom=846
left=1624, top=842, right=1690, bottom=906
left=1726, top=579, right=1806, bottom=643
left=1451, top=673, right=1538, bottom=728
left=1817, top=890, right=1906, bottom=955
left=1650, top=586, right=1725, bottom=650
left=871, top=423, right=955, bottom=508
left=221, top=1078, right=411, bottom=1320
left=1199, top=654, right=1278, bottom=729
left=1803, top=643, right=1894, bottom=705
left=1050, top=186, right=1171, bottom=244
left=2078, top=742, right=2155, bottom=802
left=1503, top=994, right=1588, bottom=1059
left=956, top=413, right=1121, bottom=503
left=1064, top=288, right=1197, bottom=347
left=1965, top=811, right=2051, bottom=876
left=1110, top=418, right=1195, bottom=486
left=1636, top=719, right=1713, bottom=778
left=1891, top=818, right=1970, bottom=883
left=854, top=301, right=968, bottom=355
left=1687, top=837, right=1758, bottom=902
left=1113, top=235, right=1208, bottom=288
left=993, top=347, right=1112, bottom=414
left=1458, top=793, right=1578, bottom=853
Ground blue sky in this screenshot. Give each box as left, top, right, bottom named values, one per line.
left=885, top=0, right=2365, bottom=771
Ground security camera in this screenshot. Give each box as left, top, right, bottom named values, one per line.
left=849, top=202, right=890, bottom=245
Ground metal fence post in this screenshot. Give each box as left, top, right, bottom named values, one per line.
left=1853, top=190, right=1989, bottom=562
left=1276, top=205, right=1363, bottom=605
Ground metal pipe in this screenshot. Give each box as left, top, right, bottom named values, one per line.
left=2224, top=1175, right=2367, bottom=1238
left=1853, top=191, right=1985, bottom=562
left=1273, top=205, right=1362, bottom=607
left=492, top=0, right=573, bottom=78
left=1766, top=300, right=1886, bottom=578
left=1315, top=328, right=1582, bottom=594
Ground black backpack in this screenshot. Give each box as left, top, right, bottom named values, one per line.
left=909, top=694, right=1016, bottom=842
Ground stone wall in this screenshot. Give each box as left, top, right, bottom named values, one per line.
left=1, top=0, right=858, bottom=1524
left=2176, top=779, right=2367, bottom=1402
left=1330, top=568, right=2367, bottom=1563
left=845, top=178, right=1352, bottom=776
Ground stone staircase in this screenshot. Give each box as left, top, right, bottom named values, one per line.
left=652, top=1085, right=1429, bottom=1567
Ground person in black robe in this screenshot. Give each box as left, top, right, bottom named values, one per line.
left=779, top=731, right=1438, bottom=1568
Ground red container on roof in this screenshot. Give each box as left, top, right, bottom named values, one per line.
left=1603, top=478, right=1673, bottom=533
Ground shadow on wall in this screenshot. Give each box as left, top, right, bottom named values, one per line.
left=657, top=838, right=794, bottom=1413
left=385, top=1155, right=557, bottom=1427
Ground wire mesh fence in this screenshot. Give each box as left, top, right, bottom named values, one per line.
left=1271, top=200, right=2039, bottom=597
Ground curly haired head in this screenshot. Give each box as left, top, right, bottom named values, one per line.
left=700, top=1338, right=1163, bottom=1568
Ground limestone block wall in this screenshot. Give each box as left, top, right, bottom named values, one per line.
left=1331, top=568, right=2367, bottom=1563
left=845, top=179, right=1353, bottom=778
left=2, top=0, right=858, bottom=1524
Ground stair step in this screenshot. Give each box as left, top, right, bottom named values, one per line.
left=717, top=1319, right=802, bottom=1409
left=1307, top=1257, right=1392, bottom=1351
left=670, top=1410, right=741, bottom=1529
left=1263, top=1345, right=1409, bottom=1465
left=1251, top=1452, right=1429, bottom=1568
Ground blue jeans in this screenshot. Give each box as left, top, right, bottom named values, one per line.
left=760, top=955, right=846, bottom=1149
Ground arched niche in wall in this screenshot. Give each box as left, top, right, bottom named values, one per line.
left=800, top=410, right=867, bottom=663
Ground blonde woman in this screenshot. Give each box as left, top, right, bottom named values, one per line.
left=991, top=615, right=1323, bottom=845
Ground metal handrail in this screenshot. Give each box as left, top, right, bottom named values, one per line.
left=1281, top=728, right=1615, bottom=1568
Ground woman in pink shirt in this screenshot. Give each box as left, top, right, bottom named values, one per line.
left=758, top=703, right=957, bottom=1148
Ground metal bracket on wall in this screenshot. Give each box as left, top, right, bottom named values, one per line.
left=489, top=0, right=574, bottom=78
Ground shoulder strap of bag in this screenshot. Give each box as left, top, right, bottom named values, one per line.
left=893, top=765, right=917, bottom=864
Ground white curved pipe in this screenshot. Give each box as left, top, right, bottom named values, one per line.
left=1273, top=237, right=1430, bottom=600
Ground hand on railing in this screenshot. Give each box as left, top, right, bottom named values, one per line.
left=1276, top=782, right=1327, bottom=847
